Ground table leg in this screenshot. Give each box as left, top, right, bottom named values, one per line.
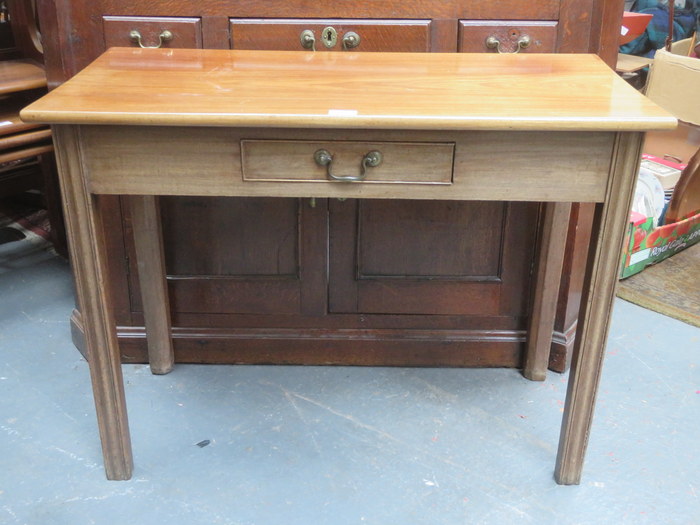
left=554, top=132, right=644, bottom=485
left=523, top=201, right=572, bottom=381
left=129, top=195, right=174, bottom=375
left=53, top=125, right=133, bottom=480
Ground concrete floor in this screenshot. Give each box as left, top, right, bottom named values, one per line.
left=1, top=254, right=698, bottom=524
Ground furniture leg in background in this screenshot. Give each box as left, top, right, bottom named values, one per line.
left=524, top=201, right=572, bottom=381
left=128, top=195, right=174, bottom=375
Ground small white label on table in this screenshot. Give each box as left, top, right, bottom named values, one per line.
left=328, top=109, right=358, bottom=117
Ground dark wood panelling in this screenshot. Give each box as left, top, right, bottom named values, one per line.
left=160, top=197, right=299, bottom=277
left=589, top=0, right=625, bottom=67
left=329, top=200, right=539, bottom=316
left=357, top=200, right=503, bottom=278
left=123, top=197, right=330, bottom=317
left=429, top=18, right=459, bottom=52
left=74, top=1, right=561, bottom=20
left=117, top=326, right=526, bottom=368
left=201, top=15, right=231, bottom=49
left=557, top=0, right=594, bottom=55
left=549, top=202, right=595, bottom=372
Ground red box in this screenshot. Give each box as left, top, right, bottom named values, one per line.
left=620, top=12, right=653, bottom=45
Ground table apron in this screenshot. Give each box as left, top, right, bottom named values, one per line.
left=76, top=125, right=615, bottom=202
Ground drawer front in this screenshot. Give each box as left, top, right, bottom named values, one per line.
left=459, top=21, right=557, bottom=53
left=241, top=140, right=454, bottom=184
left=230, top=19, right=432, bottom=52
left=103, top=16, right=203, bottom=49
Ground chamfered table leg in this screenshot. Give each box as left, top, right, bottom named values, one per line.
left=129, top=195, right=174, bottom=375
left=53, top=125, right=133, bottom=480
left=554, top=132, right=644, bottom=485
left=523, top=201, right=572, bottom=381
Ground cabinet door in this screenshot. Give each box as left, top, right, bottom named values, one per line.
left=230, top=19, right=432, bottom=52
left=124, top=196, right=328, bottom=317
left=329, top=199, right=539, bottom=317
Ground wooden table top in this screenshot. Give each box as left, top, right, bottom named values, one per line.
left=21, top=47, right=676, bottom=132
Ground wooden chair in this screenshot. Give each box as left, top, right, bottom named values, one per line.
left=0, top=0, right=65, bottom=255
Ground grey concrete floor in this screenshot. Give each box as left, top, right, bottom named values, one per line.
left=1, top=254, right=698, bottom=524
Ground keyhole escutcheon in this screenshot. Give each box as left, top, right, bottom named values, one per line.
left=321, top=26, right=338, bottom=48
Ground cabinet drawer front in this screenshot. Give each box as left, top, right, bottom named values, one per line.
left=103, top=16, right=203, bottom=49
left=230, top=19, right=432, bottom=52
left=241, top=140, right=454, bottom=184
left=459, top=21, right=557, bottom=53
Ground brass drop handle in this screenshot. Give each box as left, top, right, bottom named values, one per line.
left=485, top=34, right=531, bottom=54
left=342, top=31, right=361, bottom=50
left=129, top=29, right=173, bottom=49
left=314, top=149, right=383, bottom=182
left=300, top=29, right=316, bottom=51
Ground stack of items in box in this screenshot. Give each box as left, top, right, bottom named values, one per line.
left=622, top=148, right=700, bottom=278
left=620, top=32, right=700, bottom=278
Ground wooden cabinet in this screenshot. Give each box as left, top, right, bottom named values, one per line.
left=37, top=0, right=625, bottom=369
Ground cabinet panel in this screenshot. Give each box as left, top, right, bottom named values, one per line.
left=459, top=21, right=558, bottom=53
left=329, top=199, right=539, bottom=316
left=160, top=197, right=298, bottom=277
left=357, top=200, right=502, bottom=278
left=124, top=196, right=328, bottom=316
left=230, top=19, right=432, bottom=52
left=103, top=16, right=203, bottom=49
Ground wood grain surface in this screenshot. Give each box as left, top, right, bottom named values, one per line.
left=79, top=126, right=615, bottom=202
left=21, top=48, right=676, bottom=131
left=0, top=59, right=46, bottom=95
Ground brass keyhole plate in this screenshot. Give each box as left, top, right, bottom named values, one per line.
left=321, top=26, right=338, bottom=48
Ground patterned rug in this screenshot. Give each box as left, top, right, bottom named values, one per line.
left=617, top=243, right=700, bottom=328
left=0, top=197, right=55, bottom=274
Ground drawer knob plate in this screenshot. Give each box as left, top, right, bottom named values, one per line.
left=300, top=29, right=316, bottom=51
left=129, top=29, right=173, bottom=49
left=485, top=34, right=531, bottom=54
left=314, top=149, right=383, bottom=182
left=343, top=31, right=361, bottom=50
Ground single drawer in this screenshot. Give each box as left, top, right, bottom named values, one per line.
left=241, top=140, right=454, bottom=184
left=459, top=21, right=557, bottom=53
left=103, top=16, right=203, bottom=49
left=230, top=19, right=432, bottom=52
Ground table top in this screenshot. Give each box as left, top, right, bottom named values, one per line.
left=21, top=47, right=676, bottom=132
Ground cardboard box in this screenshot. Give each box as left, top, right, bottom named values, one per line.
left=621, top=209, right=700, bottom=278
left=643, top=121, right=700, bottom=166
left=639, top=154, right=686, bottom=190
left=645, top=38, right=700, bottom=127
